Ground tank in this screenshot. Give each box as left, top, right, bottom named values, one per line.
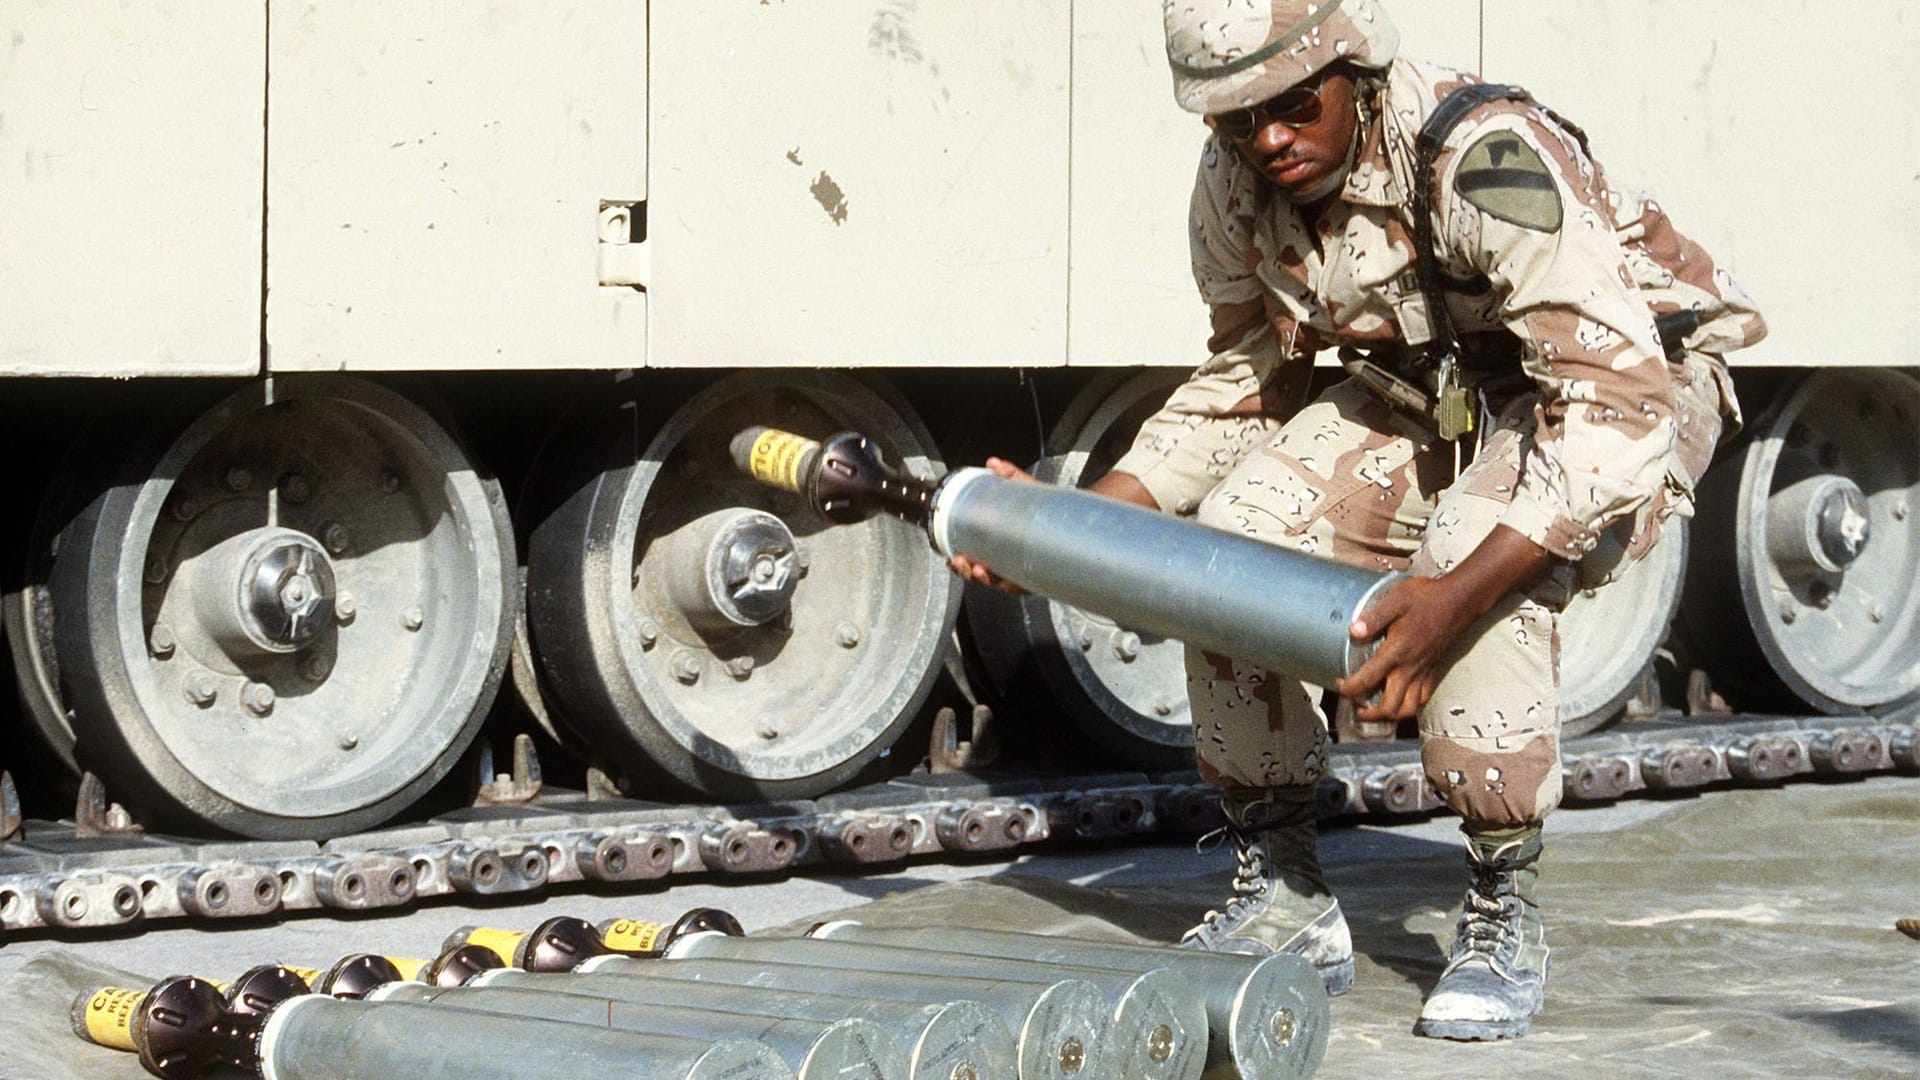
left=1, top=2, right=1914, bottom=842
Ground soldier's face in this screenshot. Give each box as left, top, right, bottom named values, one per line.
left=1214, top=69, right=1359, bottom=199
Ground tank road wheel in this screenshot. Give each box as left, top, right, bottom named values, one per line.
left=30, top=377, right=515, bottom=838
left=1683, top=370, right=1920, bottom=713
left=525, top=372, right=959, bottom=801
left=1556, top=520, right=1687, bottom=737
left=965, top=370, right=1196, bottom=770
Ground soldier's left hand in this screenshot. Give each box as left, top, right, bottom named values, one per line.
left=1333, top=576, right=1478, bottom=722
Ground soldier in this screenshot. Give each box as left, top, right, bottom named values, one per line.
left=954, top=0, right=1765, bottom=1041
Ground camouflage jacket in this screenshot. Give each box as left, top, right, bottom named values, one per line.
left=1115, top=57, right=1767, bottom=562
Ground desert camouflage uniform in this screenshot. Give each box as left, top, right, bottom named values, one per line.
left=1114, top=56, right=1766, bottom=826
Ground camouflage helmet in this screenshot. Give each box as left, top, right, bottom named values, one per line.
left=1163, top=0, right=1399, bottom=115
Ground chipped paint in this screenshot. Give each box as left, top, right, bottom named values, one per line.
left=809, top=171, right=848, bottom=225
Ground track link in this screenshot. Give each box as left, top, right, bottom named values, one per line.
left=2, top=710, right=1913, bottom=935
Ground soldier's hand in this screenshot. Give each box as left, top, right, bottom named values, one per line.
left=1333, top=576, right=1465, bottom=722
left=947, top=457, right=1035, bottom=595
left=1335, top=525, right=1553, bottom=722
left=1336, top=576, right=1466, bottom=718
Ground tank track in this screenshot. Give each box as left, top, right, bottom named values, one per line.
left=2, top=709, right=1913, bottom=935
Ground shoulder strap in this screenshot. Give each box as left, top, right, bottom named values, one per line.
left=1409, top=82, right=1534, bottom=360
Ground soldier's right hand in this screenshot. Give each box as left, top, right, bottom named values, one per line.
left=947, top=457, right=1034, bottom=595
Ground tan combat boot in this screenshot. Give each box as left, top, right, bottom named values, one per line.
left=1178, top=786, right=1354, bottom=996
left=1414, top=823, right=1548, bottom=1040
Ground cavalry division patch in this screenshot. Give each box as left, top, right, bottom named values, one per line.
left=1455, top=130, right=1562, bottom=232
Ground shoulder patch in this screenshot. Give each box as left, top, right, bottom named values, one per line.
left=1454, top=129, right=1562, bottom=232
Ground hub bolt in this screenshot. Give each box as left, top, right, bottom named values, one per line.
left=835, top=621, right=862, bottom=649
left=379, top=470, right=403, bottom=493
left=144, top=555, right=170, bottom=584
left=1153, top=701, right=1173, bottom=717
left=280, top=474, right=313, bottom=504
left=322, top=524, right=350, bottom=554
left=339, top=733, right=359, bottom=750
left=1112, top=631, right=1141, bottom=662
left=149, top=623, right=177, bottom=659
left=223, top=465, right=253, bottom=492
left=401, top=606, right=425, bottom=632
left=638, top=619, right=660, bottom=649
left=241, top=681, right=276, bottom=716
left=184, top=671, right=220, bottom=707
left=335, top=591, right=358, bottom=624
left=726, top=656, right=756, bottom=679
left=300, top=653, right=333, bottom=681
left=671, top=651, right=703, bottom=684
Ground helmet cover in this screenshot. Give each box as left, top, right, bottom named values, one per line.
left=1163, top=0, right=1399, bottom=114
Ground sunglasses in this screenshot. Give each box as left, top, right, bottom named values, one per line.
left=1211, top=82, right=1325, bottom=140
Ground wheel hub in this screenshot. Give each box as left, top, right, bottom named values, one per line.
left=662, top=508, right=799, bottom=630
left=192, top=527, right=338, bottom=655
left=1768, top=474, right=1871, bottom=575
left=717, top=514, right=799, bottom=624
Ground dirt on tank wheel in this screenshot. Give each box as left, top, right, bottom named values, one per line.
left=22, top=376, right=515, bottom=839
left=524, top=371, right=959, bottom=801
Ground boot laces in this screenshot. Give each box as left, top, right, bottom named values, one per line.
left=1185, top=825, right=1273, bottom=933
left=1446, top=859, right=1524, bottom=974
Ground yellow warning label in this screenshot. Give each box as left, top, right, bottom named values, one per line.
left=285, top=965, right=322, bottom=985
left=747, top=429, right=817, bottom=494
left=601, top=919, right=669, bottom=953
left=387, top=956, right=426, bottom=982
left=82, top=988, right=143, bottom=1051
left=463, top=927, right=528, bottom=966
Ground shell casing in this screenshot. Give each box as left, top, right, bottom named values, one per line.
left=810, top=922, right=1330, bottom=1080
left=373, top=980, right=908, bottom=1080
left=72, top=985, right=144, bottom=1052
left=256, top=995, right=794, bottom=1080
left=671, top=931, right=1198, bottom=1080
left=927, top=468, right=1397, bottom=687
left=471, top=966, right=1016, bottom=1080
left=615, top=947, right=1116, bottom=1080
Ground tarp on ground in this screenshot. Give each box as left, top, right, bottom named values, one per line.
left=3, top=779, right=1916, bottom=1078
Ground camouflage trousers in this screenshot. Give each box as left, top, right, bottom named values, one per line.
left=1178, top=363, right=1724, bottom=826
